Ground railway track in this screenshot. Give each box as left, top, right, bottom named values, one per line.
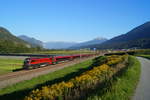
left=0, top=56, right=97, bottom=89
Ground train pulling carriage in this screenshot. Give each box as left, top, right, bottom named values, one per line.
left=23, top=54, right=94, bottom=69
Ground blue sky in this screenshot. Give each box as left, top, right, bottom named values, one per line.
left=0, top=0, right=150, bottom=42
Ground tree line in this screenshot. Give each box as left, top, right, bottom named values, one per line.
left=0, top=40, right=42, bottom=53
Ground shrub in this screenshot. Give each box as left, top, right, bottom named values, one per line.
left=92, top=56, right=107, bottom=67
left=24, top=55, right=128, bottom=100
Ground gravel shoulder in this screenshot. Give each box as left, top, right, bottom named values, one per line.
left=133, top=57, right=150, bottom=100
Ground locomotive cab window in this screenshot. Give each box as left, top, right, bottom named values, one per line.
left=31, top=60, right=36, bottom=63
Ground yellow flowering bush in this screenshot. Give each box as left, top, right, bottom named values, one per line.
left=106, top=55, right=128, bottom=66
left=24, top=55, right=128, bottom=100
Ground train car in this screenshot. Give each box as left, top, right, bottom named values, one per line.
left=23, top=57, right=54, bottom=69
left=23, top=54, right=94, bottom=69
left=55, top=56, right=73, bottom=63
left=72, top=54, right=81, bottom=59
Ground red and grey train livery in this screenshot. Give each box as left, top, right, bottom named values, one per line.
left=23, top=54, right=94, bottom=69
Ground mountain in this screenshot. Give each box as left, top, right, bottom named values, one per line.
left=18, top=35, right=43, bottom=47
left=0, top=27, right=30, bottom=47
left=0, top=27, right=31, bottom=53
left=44, top=37, right=107, bottom=49
left=44, top=41, right=77, bottom=49
left=0, top=27, right=30, bottom=46
left=18, top=36, right=76, bottom=49
left=70, top=37, right=107, bottom=49
left=84, top=22, right=150, bottom=49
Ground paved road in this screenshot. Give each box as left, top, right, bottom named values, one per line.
left=0, top=56, right=26, bottom=60
left=133, top=57, right=150, bottom=100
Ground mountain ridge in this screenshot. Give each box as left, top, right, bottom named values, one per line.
left=44, top=41, right=77, bottom=49
left=18, top=35, right=43, bottom=47
left=69, top=37, right=107, bottom=49
left=0, top=27, right=32, bottom=53
left=0, top=27, right=31, bottom=47
left=84, top=22, right=150, bottom=49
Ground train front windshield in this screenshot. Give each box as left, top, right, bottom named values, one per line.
left=24, top=58, right=30, bottom=65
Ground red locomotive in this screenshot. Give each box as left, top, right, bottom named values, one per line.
left=23, top=54, right=94, bottom=69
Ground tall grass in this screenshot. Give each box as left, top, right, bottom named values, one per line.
left=87, top=56, right=141, bottom=100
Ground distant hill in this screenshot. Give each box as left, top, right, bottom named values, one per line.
left=0, top=27, right=30, bottom=46
left=44, top=41, right=77, bottom=49
left=18, top=35, right=43, bottom=47
left=85, top=22, right=150, bottom=49
left=0, top=27, right=31, bottom=53
left=69, top=37, right=107, bottom=49
left=44, top=37, right=107, bottom=49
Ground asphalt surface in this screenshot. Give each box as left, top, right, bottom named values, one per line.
left=0, top=56, right=26, bottom=60
left=133, top=57, right=150, bottom=100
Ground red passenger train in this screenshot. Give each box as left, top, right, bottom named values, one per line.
left=23, top=54, right=94, bottom=69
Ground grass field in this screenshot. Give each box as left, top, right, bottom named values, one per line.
left=138, top=55, right=150, bottom=59
left=87, top=56, right=141, bottom=100
left=0, top=59, right=92, bottom=100
left=35, top=50, right=95, bottom=54
left=0, top=58, right=23, bottom=75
